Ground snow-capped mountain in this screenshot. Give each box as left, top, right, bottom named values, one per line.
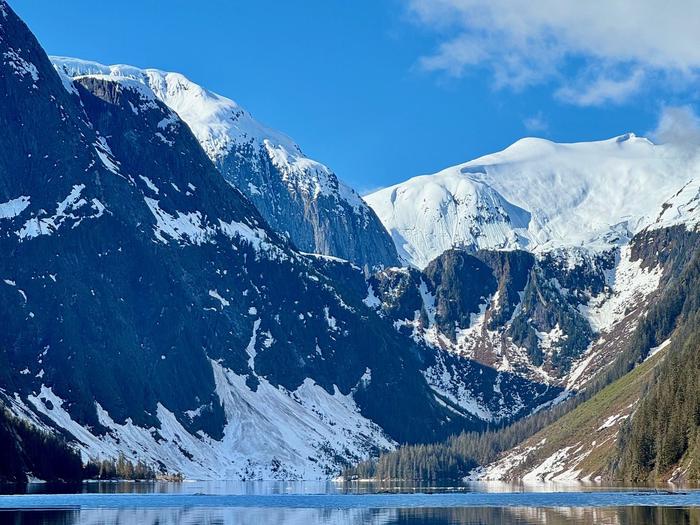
left=365, top=135, right=698, bottom=268
left=361, top=134, right=700, bottom=482
left=51, top=57, right=399, bottom=271
left=0, top=0, right=559, bottom=480
left=361, top=137, right=700, bottom=390
left=5, top=0, right=700, bottom=484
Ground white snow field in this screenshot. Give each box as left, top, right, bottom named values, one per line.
left=365, top=135, right=699, bottom=268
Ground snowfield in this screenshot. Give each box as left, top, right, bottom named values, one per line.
left=8, top=360, right=394, bottom=480
left=365, top=134, right=699, bottom=268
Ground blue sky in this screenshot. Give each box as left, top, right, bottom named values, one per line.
left=12, top=1, right=700, bottom=193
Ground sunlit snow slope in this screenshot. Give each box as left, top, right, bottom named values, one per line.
left=51, top=57, right=399, bottom=269
left=365, top=135, right=698, bottom=268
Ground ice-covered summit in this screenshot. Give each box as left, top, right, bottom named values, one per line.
left=52, top=56, right=299, bottom=159
left=365, top=135, right=699, bottom=268
left=52, top=56, right=398, bottom=268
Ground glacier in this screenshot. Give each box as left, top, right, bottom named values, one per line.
left=365, top=134, right=699, bottom=268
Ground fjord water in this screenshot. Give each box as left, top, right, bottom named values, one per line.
left=2, top=482, right=700, bottom=524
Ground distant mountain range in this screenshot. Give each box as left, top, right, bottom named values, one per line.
left=1, top=0, right=699, bottom=483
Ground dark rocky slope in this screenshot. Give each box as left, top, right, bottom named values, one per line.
left=52, top=57, right=400, bottom=271
left=0, top=0, right=555, bottom=479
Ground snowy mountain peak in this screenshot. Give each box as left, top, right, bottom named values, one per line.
left=52, top=56, right=398, bottom=268
left=366, top=135, right=698, bottom=268
left=51, top=56, right=300, bottom=160
left=51, top=57, right=353, bottom=205
left=463, top=133, right=655, bottom=170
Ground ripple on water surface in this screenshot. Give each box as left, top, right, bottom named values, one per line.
left=2, top=482, right=700, bottom=524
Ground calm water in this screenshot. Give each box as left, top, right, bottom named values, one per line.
left=2, top=481, right=700, bottom=524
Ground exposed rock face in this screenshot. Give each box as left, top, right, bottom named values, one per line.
left=366, top=240, right=665, bottom=386
left=52, top=57, right=400, bottom=271
left=467, top=224, right=700, bottom=483
left=0, top=0, right=555, bottom=479
left=214, top=140, right=400, bottom=271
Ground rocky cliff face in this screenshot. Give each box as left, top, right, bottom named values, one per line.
left=52, top=57, right=400, bottom=271
left=466, top=224, right=700, bottom=483
left=214, top=139, right=400, bottom=271
left=366, top=238, right=667, bottom=389
left=0, top=0, right=555, bottom=480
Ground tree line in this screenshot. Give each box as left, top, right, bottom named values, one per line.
left=346, top=235, right=700, bottom=481
left=83, top=454, right=156, bottom=480
left=344, top=396, right=579, bottom=480
left=0, top=404, right=161, bottom=482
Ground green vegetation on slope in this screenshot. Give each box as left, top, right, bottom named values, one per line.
left=614, top=246, right=700, bottom=482
left=0, top=404, right=83, bottom=483
left=616, top=315, right=700, bottom=481
left=343, top=397, right=579, bottom=480
left=345, top=226, right=700, bottom=482
left=510, top=343, right=667, bottom=480
left=344, top=344, right=667, bottom=481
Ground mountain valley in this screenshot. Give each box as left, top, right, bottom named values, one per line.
left=1, top=0, right=700, bottom=485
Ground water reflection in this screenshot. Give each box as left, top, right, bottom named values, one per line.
left=4, top=482, right=700, bottom=525
left=4, top=479, right=695, bottom=496
left=5, top=506, right=700, bottom=525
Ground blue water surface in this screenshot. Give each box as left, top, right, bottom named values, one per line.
left=2, top=482, right=699, bottom=524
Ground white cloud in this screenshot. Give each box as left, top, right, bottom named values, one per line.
left=523, top=112, right=548, bottom=133
left=408, top=0, right=700, bottom=104
left=650, top=106, right=700, bottom=145
left=418, top=34, right=490, bottom=77
left=556, top=69, right=645, bottom=107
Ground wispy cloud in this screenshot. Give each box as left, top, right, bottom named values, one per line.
left=523, top=112, right=549, bottom=133
left=555, top=69, right=645, bottom=107
left=650, top=105, right=700, bottom=145
left=408, top=0, right=700, bottom=105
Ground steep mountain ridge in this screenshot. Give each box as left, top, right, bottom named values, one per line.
left=51, top=56, right=399, bottom=270
left=464, top=222, right=700, bottom=482
left=0, top=0, right=556, bottom=480
left=366, top=135, right=698, bottom=268
left=365, top=240, right=665, bottom=390
left=0, top=2, right=425, bottom=478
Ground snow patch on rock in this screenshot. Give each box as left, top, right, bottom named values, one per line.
left=579, top=245, right=662, bottom=334
left=17, top=185, right=104, bottom=240
left=0, top=196, right=30, bottom=219
left=20, top=361, right=394, bottom=480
